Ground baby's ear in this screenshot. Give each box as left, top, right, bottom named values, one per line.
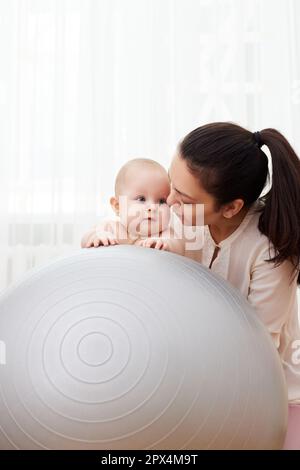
left=110, top=197, right=119, bottom=215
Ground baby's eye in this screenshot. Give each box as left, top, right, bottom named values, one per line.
left=136, top=196, right=146, bottom=202
left=158, top=198, right=167, bottom=205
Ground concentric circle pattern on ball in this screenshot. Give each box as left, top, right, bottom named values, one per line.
left=0, top=246, right=287, bottom=449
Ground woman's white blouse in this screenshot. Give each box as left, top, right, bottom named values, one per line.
left=191, top=200, right=300, bottom=403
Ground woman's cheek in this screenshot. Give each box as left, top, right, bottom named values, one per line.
left=192, top=203, right=205, bottom=227
left=172, top=203, right=204, bottom=227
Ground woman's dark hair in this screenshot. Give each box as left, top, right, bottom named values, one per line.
left=179, top=122, right=300, bottom=285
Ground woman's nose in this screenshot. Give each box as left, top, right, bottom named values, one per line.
left=167, top=189, right=178, bottom=206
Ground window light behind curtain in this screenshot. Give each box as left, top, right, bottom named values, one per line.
left=0, top=0, right=299, bottom=296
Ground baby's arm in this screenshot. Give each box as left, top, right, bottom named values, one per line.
left=81, top=227, right=98, bottom=248
left=81, top=220, right=119, bottom=248
left=81, top=219, right=134, bottom=248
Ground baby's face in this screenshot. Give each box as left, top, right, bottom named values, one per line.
left=117, top=166, right=171, bottom=237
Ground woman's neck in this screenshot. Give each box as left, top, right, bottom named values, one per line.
left=208, top=206, right=250, bottom=245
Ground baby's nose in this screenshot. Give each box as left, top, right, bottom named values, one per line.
left=147, top=203, right=157, bottom=212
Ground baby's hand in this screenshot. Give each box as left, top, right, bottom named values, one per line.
left=136, top=238, right=169, bottom=251
left=85, top=232, right=119, bottom=248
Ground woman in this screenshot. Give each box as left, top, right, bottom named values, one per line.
left=167, top=122, right=300, bottom=450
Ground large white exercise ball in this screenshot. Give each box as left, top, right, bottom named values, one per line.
left=0, top=246, right=287, bottom=450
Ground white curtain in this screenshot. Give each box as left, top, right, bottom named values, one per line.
left=0, top=0, right=300, bottom=293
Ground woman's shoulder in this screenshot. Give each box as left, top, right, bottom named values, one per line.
left=239, top=200, right=275, bottom=258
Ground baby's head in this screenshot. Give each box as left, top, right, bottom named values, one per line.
left=110, top=158, right=171, bottom=237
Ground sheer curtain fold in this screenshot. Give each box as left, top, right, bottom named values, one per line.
left=0, top=0, right=299, bottom=293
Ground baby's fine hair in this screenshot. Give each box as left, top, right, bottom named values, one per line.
left=114, top=158, right=167, bottom=196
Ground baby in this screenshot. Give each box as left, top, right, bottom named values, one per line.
left=81, top=158, right=185, bottom=255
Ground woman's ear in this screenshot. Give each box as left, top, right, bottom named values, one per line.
left=110, top=196, right=119, bottom=215
left=222, top=199, right=244, bottom=219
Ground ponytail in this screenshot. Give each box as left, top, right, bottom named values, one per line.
left=258, top=128, right=300, bottom=285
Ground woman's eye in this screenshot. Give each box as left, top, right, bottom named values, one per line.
left=136, top=196, right=146, bottom=202
left=159, top=199, right=167, bottom=205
